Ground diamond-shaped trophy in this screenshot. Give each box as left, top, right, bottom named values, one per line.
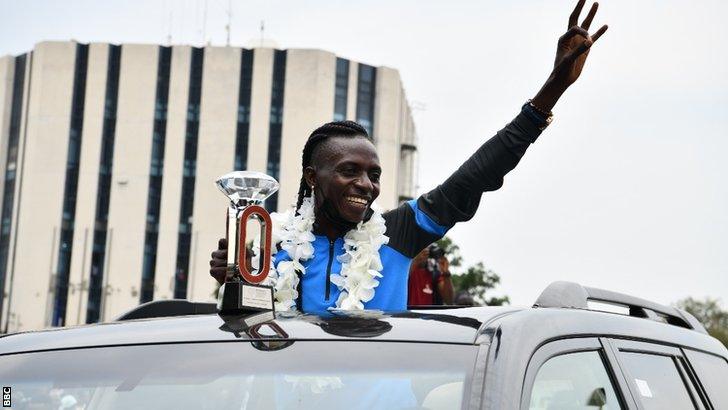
left=215, top=171, right=279, bottom=315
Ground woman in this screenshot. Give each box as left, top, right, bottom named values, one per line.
left=210, top=0, right=608, bottom=312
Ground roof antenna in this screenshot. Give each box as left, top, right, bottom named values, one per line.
left=225, top=0, right=232, bottom=46
left=259, top=20, right=265, bottom=47
left=202, top=0, right=209, bottom=46
left=166, top=1, right=173, bottom=46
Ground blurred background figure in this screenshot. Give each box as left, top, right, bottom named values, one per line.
left=408, top=244, right=454, bottom=306
left=453, top=291, right=476, bottom=307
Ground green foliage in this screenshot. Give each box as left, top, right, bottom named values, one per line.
left=438, top=236, right=509, bottom=306
left=676, top=297, right=728, bottom=347
left=450, top=262, right=510, bottom=306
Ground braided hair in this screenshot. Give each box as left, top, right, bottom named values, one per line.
left=293, top=120, right=370, bottom=312
left=295, top=120, right=371, bottom=211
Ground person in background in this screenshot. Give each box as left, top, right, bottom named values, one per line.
left=408, top=244, right=454, bottom=306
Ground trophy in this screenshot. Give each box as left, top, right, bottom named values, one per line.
left=215, top=170, right=279, bottom=314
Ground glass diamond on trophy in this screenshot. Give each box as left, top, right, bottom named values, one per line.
left=216, top=170, right=279, bottom=207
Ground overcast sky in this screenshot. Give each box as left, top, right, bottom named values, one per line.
left=1, top=0, right=726, bottom=307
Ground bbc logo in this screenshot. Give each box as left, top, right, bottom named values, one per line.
left=2, top=386, right=9, bottom=408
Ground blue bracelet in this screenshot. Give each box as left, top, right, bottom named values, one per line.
left=521, top=102, right=550, bottom=129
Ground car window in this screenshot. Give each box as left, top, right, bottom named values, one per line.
left=618, top=351, right=695, bottom=410
left=684, top=350, right=728, bottom=409
left=529, top=350, right=622, bottom=410
left=0, top=341, right=476, bottom=410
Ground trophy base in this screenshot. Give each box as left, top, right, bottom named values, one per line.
left=218, top=281, right=275, bottom=314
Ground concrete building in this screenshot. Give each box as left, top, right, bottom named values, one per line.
left=0, top=41, right=418, bottom=331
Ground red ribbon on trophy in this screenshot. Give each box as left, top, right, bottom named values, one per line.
left=237, top=205, right=272, bottom=284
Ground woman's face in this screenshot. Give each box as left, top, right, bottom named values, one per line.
left=306, top=136, right=381, bottom=223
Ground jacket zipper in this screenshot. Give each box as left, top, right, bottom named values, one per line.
left=325, top=239, right=335, bottom=300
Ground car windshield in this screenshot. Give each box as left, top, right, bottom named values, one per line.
left=2, top=341, right=477, bottom=410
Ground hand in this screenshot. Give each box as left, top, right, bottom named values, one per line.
left=209, top=238, right=228, bottom=285
left=412, top=248, right=429, bottom=269
left=553, top=1, right=608, bottom=88
left=436, top=258, right=454, bottom=304
left=437, top=257, right=450, bottom=275
left=532, top=0, right=608, bottom=112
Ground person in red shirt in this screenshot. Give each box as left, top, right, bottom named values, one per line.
left=408, top=245, right=454, bottom=306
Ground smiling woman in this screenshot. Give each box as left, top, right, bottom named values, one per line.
left=301, top=121, right=381, bottom=233
left=210, top=0, right=609, bottom=313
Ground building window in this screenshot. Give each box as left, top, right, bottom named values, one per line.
left=234, top=49, right=254, bottom=171
left=174, top=47, right=204, bottom=299
left=0, top=54, right=27, bottom=322
left=86, top=45, right=122, bottom=322
left=265, top=50, right=287, bottom=211
left=356, top=64, right=376, bottom=137
left=139, top=46, right=172, bottom=304
left=334, top=58, right=349, bottom=121
left=53, top=44, right=89, bottom=327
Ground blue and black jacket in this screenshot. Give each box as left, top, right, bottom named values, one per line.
left=275, top=109, right=544, bottom=312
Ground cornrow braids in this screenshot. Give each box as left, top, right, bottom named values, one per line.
left=293, top=121, right=371, bottom=310
left=295, top=120, right=371, bottom=211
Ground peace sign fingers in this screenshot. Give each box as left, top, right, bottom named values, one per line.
left=531, top=1, right=610, bottom=112
left=569, top=0, right=601, bottom=31
left=568, top=0, right=586, bottom=28
left=581, top=2, right=599, bottom=30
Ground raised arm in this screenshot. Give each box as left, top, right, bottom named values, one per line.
left=409, top=0, right=608, bottom=235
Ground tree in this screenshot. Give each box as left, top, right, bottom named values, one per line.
left=450, top=262, right=510, bottom=306
left=437, top=237, right=509, bottom=306
left=676, top=297, right=728, bottom=347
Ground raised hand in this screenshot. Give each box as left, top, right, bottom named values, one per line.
left=553, top=0, right=608, bottom=88
left=437, top=256, right=450, bottom=274
left=532, top=0, right=608, bottom=112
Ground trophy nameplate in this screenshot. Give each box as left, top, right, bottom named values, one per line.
left=215, top=171, right=279, bottom=314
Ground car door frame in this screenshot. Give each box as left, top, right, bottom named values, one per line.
left=601, top=338, right=710, bottom=410
left=681, top=347, right=728, bottom=410
left=518, top=337, right=637, bottom=410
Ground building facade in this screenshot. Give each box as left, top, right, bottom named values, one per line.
left=0, top=41, right=418, bottom=331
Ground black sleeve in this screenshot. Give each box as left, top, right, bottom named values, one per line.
left=417, top=108, right=543, bottom=227
left=383, top=202, right=441, bottom=258
left=382, top=108, right=543, bottom=258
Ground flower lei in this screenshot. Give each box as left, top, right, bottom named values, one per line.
left=267, top=194, right=389, bottom=311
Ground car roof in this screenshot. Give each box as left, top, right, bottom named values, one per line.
left=485, top=307, right=728, bottom=358
left=2, top=281, right=726, bottom=359
left=1, top=305, right=726, bottom=359
left=0, top=306, right=522, bottom=355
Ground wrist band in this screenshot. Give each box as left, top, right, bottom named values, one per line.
left=523, top=100, right=554, bottom=131
left=527, top=99, right=552, bottom=117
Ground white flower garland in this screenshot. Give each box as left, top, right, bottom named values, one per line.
left=268, top=194, right=388, bottom=311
